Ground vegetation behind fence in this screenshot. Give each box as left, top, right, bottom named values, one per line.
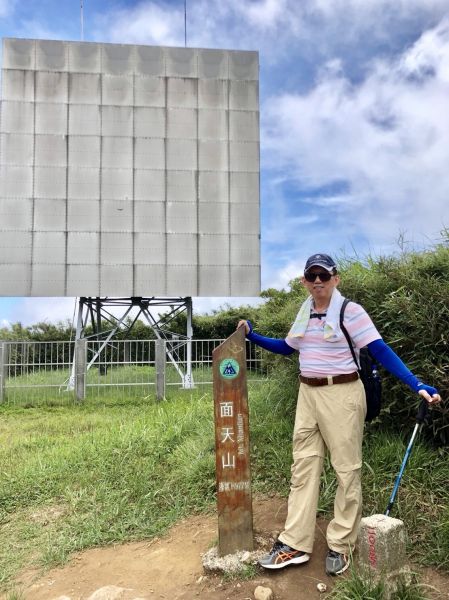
left=0, top=339, right=267, bottom=406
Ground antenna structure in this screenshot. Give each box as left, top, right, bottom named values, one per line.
left=80, top=0, right=84, bottom=41
left=184, top=0, right=187, bottom=47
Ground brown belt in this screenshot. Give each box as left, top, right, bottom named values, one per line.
left=299, top=372, right=359, bottom=386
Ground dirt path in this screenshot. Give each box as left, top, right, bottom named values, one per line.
left=6, top=497, right=449, bottom=600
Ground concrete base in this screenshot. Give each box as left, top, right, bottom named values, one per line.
left=357, top=514, right=411, bottom=598
left=202, top=545, right=266, bottom=575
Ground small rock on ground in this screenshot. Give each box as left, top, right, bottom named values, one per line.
left=87, top=585, right=129, bottom=600
left=254, top=585, right=274, bottom=600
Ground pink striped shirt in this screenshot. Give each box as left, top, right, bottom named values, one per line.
left=285, top=301, right=381, bottom=377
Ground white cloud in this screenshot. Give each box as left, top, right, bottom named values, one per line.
left=95, top=2, right=183, bottom=46
left=262, top=16, right=449, bottom=255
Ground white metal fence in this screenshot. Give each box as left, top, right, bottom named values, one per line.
left=0, top=339, right=268, bottom=405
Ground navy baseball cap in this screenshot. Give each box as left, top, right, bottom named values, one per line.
left=304, top=253, right=337, bottom=273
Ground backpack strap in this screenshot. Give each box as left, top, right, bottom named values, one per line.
left=340, top=299, right=360, bottom=371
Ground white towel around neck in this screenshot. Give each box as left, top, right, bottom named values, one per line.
left=287, top=288, right=346, bottom=339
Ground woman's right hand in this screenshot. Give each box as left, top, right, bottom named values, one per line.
left=237, top=320, right=250, bottom=335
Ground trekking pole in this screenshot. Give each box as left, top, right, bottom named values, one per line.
left=385, top=398, right=428, bottom=517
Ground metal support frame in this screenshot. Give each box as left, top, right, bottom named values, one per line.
left=67, top=296, right=194, bottom=391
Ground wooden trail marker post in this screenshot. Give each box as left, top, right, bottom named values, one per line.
left=212, top=327, right=254, bottom=556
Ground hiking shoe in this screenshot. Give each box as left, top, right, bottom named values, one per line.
left=258, top=540, right=310, bottom=570
left=325, top=550, right=350, bottom=575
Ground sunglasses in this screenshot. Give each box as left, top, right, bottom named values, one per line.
left=304, top=271, right=333, bottom=282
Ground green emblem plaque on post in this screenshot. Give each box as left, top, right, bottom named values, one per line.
left=212, top=327, right=254, bottom=556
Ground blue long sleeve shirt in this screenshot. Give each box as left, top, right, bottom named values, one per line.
left=246, top=322, right=437, bottom=395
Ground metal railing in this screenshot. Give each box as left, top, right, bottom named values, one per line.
left=0, top=339, right=268, bottom=405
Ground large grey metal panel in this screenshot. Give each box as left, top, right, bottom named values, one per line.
left=0, top=39, right=260, bottom=297
left=35, top=135, right=67, bottom=166
left=134, top=233, right=165, bottom=264
left=101, top=106, right=133, bottom=137
left=67, top=232, right=99, bottom=263
left=134, top=264, right=165, bottom=295
left=68, top=200, right=100, bottom=231
left=102, top=44, right=134, bottom=75
left=0, top=165, right=33, bottom=197
left=68, top=168, right=100, bottom=199
left=167, top=170, right=196, bottom=203
left=198, top=79, right=228, bottom=109
left=100, top=265, right=133, bottom=295
left=166, top=202, right=197, bottom=234
left=101, top=199, right=133, bottom=232
left=134, top=138, right=165, bottom=170
left=135, top=46, right=165, bottom=77
left=134, top=76, right=165, bottom=107
left=167, top=108, right=197, bottom=139
left=34, top=199, right=66, bottom=231
left=69, top=73, right=101, bottom=104
left=66, top=264, right=99, bottom=295
left=230, top=80, right=259, bottom=110
left=36, top=102, right=67, bottom=135
left=229, top=51, right=259, bottom=80
left=167, top=77, right=197, bottom=108
left=0, top=231, right=32, bottom=262
left=199, top=109, right=227, bottom=140
left=0, top=264, right=31, bottom=295
left=199, top=203, right=229, bottom=234
left=101, top=169, right=133, bottom=200
left=198, top=49, right=228, bottom=79
left=199, top=172, right=229, bottom=202
left=1, top=70, right=35, bottom=101
left=134, top=107, right=165, bottom=137
left=102, top=74, right=133, bottom=105
left=36, top=71, right=68, bottom=103
left=167, top=234, right=197, bottom=265
left=36, top=40, right=68, bottom=71
left=101, top=233, right=133, bottom=264
left=230, top=142, right=259, bottom=172
left=32, top=264, right=66, bottom=295
left=166, top=48, right=197, bottom=78
left=68, top=104, right=100, bottom=135
left=230, top=172, right=259, bottom=203
left=166, top=139, right=197, bottom=170
left=102, top=137, right=133, bottom=169
left=68, top=42, right=101, bottom=73
left=1, top=101, right=34, bottom=133
left=166, top=265, right=197, bottom=295
left=230, top=111, right=259, bottom=142
left=33, top=231, right=66, bottom=263
left=230, top=234, right=260, bottom=265
left=199, top=140, right=228, bottom=171
left=199, top=234, right=229, bottom=265
left=35, top=166, right=66, bottom=198
left=230, top=266, right=260, bottom=295
left=134, top=201, right=165, bottom=232
left=69, top=136, right=101, bottom=168
left=1, top=133, right=34, bottom=164
left=199, top=266, right=229, bottom=296
left=231, top=203, right=260, bottom=234
left=3, top=39, right=35, bottom=70
left=134, top=171, right=165, bottom=202
left=0, top=197, right=33, bottom=230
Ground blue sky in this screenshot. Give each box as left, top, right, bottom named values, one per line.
left=1, top=0, right=449, bottom=326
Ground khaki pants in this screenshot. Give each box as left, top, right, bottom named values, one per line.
left=278, top=378, right=366, bottom=554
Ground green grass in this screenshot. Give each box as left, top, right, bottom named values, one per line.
left=2, top=364, right=265, bottom=407
left=1, top=374, right=448, bottom=598
left=329, top=568, right=432, bottom=600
